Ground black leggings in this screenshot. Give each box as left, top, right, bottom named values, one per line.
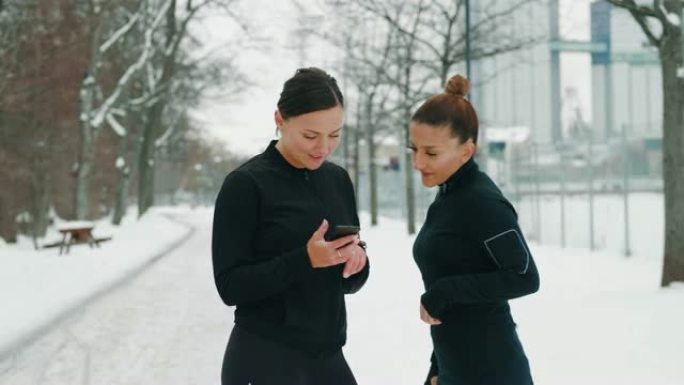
left=221, top=326, right=358, bottom=385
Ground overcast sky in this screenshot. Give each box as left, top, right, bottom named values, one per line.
left=191, top=0, right=595, bottom=157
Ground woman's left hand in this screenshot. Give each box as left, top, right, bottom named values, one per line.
left=420, top=304, right=442, bottom=325
left=338, top=242, right=367, bottom=278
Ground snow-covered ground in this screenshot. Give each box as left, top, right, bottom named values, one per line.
left=0, top=208, right=192, bottom=358
left=515, top=192, right=664, bottom=259
left=0, top=205, right=682, bottom=384
left=348, top=214, right=684, bottom=385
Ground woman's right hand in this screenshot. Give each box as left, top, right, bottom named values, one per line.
left=430, top=376, right=438, bottom=385
left=306, top=220, right=359, bottom=268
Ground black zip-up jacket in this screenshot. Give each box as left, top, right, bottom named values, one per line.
left=212, top=140, right=369, bottom=358
left=413, top=158, right=540, bottom=385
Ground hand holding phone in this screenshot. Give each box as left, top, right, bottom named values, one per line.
left=332, top=225, right=367, bottom=278
left=307, top=220, right=359, bottom=268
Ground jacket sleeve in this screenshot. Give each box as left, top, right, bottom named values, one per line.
left=339, top=166, right=370, bottom=294
left=423, top=351, right=439, bottom=385
left=342, top=250, right=370, bottom=294
left=421, top=197, right=540, bottom=318
left=212, top=171, right=314, bottom=306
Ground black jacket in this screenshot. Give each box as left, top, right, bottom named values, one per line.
left=212, top=140, right=369, bottom=358
left=413, top=158, right=539, bottom=385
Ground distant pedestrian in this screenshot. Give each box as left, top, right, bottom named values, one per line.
left=410, top=74, right=540, bottom=385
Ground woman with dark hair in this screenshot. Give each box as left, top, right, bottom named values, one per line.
left=410, top=74, right=540, bottom=385
left=212, top=67, right=369, bottom=385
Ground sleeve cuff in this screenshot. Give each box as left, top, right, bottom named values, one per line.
left=284, top=246, right=315, bottom=280
left=421, top=287, right=446, bottom=319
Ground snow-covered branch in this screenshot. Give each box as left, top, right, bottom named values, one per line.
left=99, top=7, right=142, bottom=54
left=154, top=110, right=182, bottom=148
left=106, top=113, right=127, bottom=137
left=90, top=0, right=173, bottom=128
left=655, top=1, right=681, bottom=28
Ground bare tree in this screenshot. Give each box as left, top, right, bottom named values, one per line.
left=360, top=0, right=432, bottom=234
left=327, top=0, right=541, bottom=233
left=1, top=0, right=86, bottom=240
left=607, top=0, right=684, bottom=286
left=350, top=19, right=396, bottom=225
left=321, top=2, right=398, bottom=225
left=0, top=0, right=246, bottom=243
left=75, top=0, right=163, bottom=220
left=136, top=0, right=244, bottom=217
left=0, top=1, right=25, bottom=95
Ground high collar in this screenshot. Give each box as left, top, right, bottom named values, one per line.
left=438, top=157, right=478, bottom=195
left=263, top=140, right=311, bottom=174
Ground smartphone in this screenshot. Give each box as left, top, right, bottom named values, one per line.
left=330, top=225, right=360, bottom=240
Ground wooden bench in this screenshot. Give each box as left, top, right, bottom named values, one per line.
left=51, top=221, right=111, bottom=255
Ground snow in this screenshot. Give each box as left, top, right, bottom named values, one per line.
left=659, top=5, right=680, bottom=27
left=14, top=211, right=31, bottom=223
left=485, top=125, right=530, bottom=143
left=115, top=156, right=125, bottom=169
left=0, top=208, right=190, bottom=359
left=106, top=113, right=127, bottom=136
left=99, top=12, right=141, bottom=54
left=1, top=204, right=683, bottom=384
left=55, top=220, right=95, bottom=231
left=348, top=214, right=684, bottom=385
left=666, top=13, right=680, bottom=27
left=515, top=193, right=664, bottom=259
left=89, top=1, right=170, bottom=130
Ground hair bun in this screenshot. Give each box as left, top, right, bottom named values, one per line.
left=445, top=74, right=469, bottom=97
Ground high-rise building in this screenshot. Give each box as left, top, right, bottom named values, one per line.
left=590, top=1, right=661, bottom=140
left=473, top=0, right=661, bottom=144
left=473, top=0, right=555, bottom=144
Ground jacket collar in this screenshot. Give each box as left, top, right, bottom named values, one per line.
left=438, top=157, right=478, bottom=195
left=263, top=140, right=312, bottom=175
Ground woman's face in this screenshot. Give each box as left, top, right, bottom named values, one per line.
left=409, top=122, right=475, bottom=187
left=275, top=106, right=345, bottom=170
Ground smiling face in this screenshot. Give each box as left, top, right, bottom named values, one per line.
left=274, top=105, right=345, bottom=170
left=409, top=121, right=475, bottom=187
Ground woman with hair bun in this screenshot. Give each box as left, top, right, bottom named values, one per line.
left=410, top=74, right=539, bottom=385
left=212, top=67, right=369, bottom=385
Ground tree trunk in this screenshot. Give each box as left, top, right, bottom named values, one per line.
left=28, top=167, right=49, bottom=249
left=404, top=125, right=415, bottom=234
left=112, top=126, right=133, bottom=225
left=137, top=0, right=177, bottom=217
left=0, top=197, right=14, bottom=243
left=74, top=15, right=103, bottom=220
left=74, top=119, right=95, bottom=219
left=365, top=98, right=378, bottom=226
left=659, top=29, right=684, bottom=286
left=403, top=65, right=416, bottom=235
left=353, top=91, right=362, bottom=203
left=137, top=102, right=161, bottom=217
left=30, top=168, right=50, bottom=237
left=353, top=125, right=360, bottom=203
left=112, top=166, right=131, bottom=225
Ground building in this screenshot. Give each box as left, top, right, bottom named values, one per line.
left=473, top=0, right=662, bottom=145
left=590, top=0, right=661, bottom=140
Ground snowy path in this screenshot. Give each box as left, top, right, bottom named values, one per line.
left=0, top=212, right=232, bottom=385
left=1, top=209, right=682, bottom=385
